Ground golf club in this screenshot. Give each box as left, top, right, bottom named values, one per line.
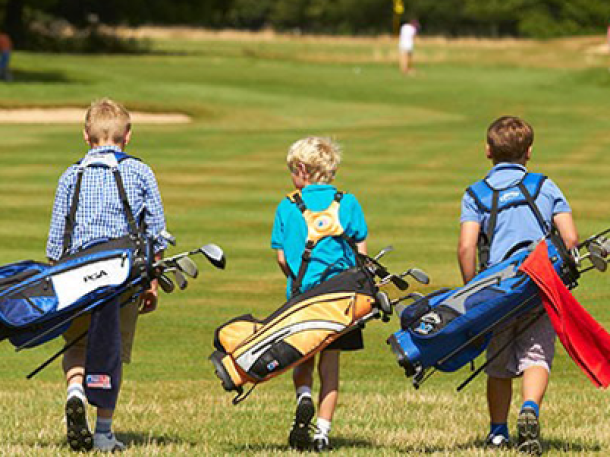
left=173, top=269, right=188, bottom=290
left=176, top=256, right=199, bottom=278
left=158, top=274, right=175, bottom=293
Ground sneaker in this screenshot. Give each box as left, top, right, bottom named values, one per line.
left=517, top=407, right=542, bottom=455
left=485, top=433, right=510, bottom=449
left=313, top=435, right=332, bottom=452
left=288, top=396, right=315, bottom=451
left=65, top=396, right=93, bottom=452
left=94, top=432, right=127, bottom=452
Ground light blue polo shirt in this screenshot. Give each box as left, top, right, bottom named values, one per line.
left=461, top=163, right=571, bottom=267
left=271, top=184, right=368, bottom=298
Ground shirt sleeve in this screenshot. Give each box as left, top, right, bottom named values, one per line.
left=460, top=192, right=483, bottom=224
left=344, top=195, right=368, bottom=242
left=271, top=201, right=286, bottom=250
left=140, top=164, right=167, bottom=253
left=46, top=170, right=72, bottom=261
left=543, top=179, right=571, bottom=215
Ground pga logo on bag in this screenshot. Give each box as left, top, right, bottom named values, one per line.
left=86, top=374, right=112, bottom=390
left=83, top=269, right=108, bottom=283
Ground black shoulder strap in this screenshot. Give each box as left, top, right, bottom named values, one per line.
left=62, top=168, right=85, bottom=257
left=517, top=179, right=573, bottom=267
left=477, top=189, right=499, bottom=271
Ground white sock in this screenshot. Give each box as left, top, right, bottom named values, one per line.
left=314, top=418, right=331, bottom=439
left=296, top=386, right=312, bottom=402
left=67, top=383, right=86, bottom=402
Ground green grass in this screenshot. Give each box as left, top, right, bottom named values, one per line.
left=0, top=34, right=609, bottom=455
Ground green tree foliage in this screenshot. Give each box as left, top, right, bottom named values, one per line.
left=2, top=0, right=610, bottom=45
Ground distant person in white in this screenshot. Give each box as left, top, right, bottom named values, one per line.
left=399, top=20, right=419, bottom=75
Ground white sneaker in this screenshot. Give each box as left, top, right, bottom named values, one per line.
left=94, top=432, right=127, bottom=452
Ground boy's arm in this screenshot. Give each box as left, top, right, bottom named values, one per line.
left=276, top=249, right=292, bottom=278
left=139, top=251, right=164, bottom=314
left=458, top=221, right=480, bottom=284
left=553, top=212, right=578, bottom=249
left=356, top=240, right=367, bottom=255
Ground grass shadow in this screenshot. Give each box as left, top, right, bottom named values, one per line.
left=118, top=431, right=197, bottom=447
left=544, top=438, right=602, bottom=453
left=395, top=437, right=604, bottom=455
left=8, top=69, right=78, bottom=84
left=228, top=436, right=376, bottom=453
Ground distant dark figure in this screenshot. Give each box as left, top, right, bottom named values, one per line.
left=0, top=32, right=12, bottom=82
left=398, top=20, right=419, bottom=75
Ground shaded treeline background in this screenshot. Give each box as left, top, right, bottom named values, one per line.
left=2, top=0, right=610, bottom=50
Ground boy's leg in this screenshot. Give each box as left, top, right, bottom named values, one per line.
left=313, top=350, right=340, bottom=452
left=516, top=315, right=554, bottom=455
left=516, top=366, right=548, bottom=456
left=63, top=345, right=94, bottom=452
left=289, top=358, right=316, bottom=450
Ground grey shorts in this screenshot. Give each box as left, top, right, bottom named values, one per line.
left=484, top=310, right=556, bottom=378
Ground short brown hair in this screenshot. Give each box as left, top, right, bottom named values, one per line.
left=486, top=116, right=533, bottom=163
left=85, top=98, right=131, bottom=146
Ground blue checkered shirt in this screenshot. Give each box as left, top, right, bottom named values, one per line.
left=47, top=146, right=167, bottom=260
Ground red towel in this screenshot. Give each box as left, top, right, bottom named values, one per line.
left=519, top=240, right=610, bottom=388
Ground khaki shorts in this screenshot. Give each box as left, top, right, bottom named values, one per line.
left=62, top=296, right=140, bottom=364
left=484, top=310, right=556, bottom=378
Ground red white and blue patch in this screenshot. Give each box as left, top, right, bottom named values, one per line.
left=86, top=374, right=112, bottom=390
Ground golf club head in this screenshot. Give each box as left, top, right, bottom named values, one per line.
left=406, top=268, right=430, bottom=285
left=159, top=229, right=177, bottom=246
left=198, top=244, right=226, bottom=269
left=158, top=274, right=175, bottom=293
left=176, top=257, right=199, bottom=278
left=374, top=245, right=394, bottom=261
left=590, top=239, right=609, bottom=258
left=173, top=269, right=188, bottom=290
left=390, top=274, right=410, bottom=291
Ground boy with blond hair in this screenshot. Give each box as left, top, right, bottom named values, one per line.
left=47, top=98, right=166, bottom=452
left=271, top=137, right=368, bottom=452
left=458, top=116, right=578, bottom=454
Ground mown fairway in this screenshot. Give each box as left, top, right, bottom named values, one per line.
left=0, top=33, right=609, bottom=455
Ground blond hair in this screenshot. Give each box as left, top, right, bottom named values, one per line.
left=85, top=98, right=131, bottom=146
left=287, top=137, right=341, bottom=184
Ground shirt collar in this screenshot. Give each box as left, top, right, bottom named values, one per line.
left=86, top=145, right=123, bottom=156
left=486, top=162, right=527, bottom=178
left=302, top=183, right=335, bottom=193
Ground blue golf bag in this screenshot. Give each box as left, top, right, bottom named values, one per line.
left=387, top=240, right=579, bottom=385
left=0, top=236, right=152, bottom=350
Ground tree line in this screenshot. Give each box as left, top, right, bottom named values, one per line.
left=2, top=0, right=610, bottom=49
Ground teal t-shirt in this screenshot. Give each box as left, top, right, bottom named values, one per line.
left=271, top=184, right=368, bottom=298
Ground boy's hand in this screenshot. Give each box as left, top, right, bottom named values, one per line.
left=139, top=280, right=159, bottom=314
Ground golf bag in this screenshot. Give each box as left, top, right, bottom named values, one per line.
left=210, top=265, right=382, bottom=402
left=388, top=240, right=578, bottom=384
